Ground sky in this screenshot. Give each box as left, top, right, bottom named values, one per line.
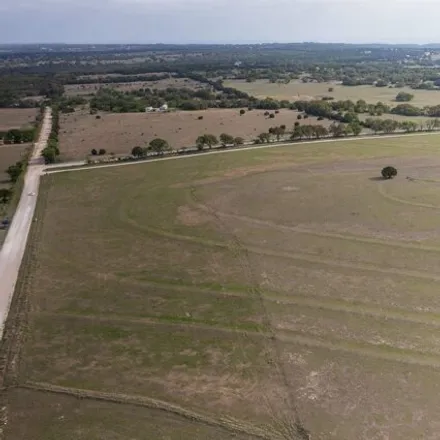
left=2, top=0, right=440, bottom=45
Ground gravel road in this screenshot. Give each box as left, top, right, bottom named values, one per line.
left=0, top=108, right=52, bottom=338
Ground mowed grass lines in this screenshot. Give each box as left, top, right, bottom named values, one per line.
left=11, top=133, right=440, bottom=439
left=224, top=79, right=440, bottom=107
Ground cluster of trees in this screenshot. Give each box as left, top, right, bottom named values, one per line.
left=364, top=117, right=440, bottom=133
left=6, top=161, right=25, bottom=183
left=395, top=92, right=414, bottom=102
left=89, top=85, right=290, bottom=113
left=42, top=108, right=61, bottom=164
left=0, top=128, right=35, bottom=144
left=131, top=138, right=171, bottom=157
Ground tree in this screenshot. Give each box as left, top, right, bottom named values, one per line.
left=41, top=147, right=57, bottom=164
left=399, top=121, right=418, bottom=133
left=98, top=149, right=106, bottom=155
left=131, top=146, right=144, bottom=157
left=395, top=91, right=414, bottom=102
left=271, top=126, right=286, bottom=141
left=328, top=87, right=334, bottom=92
left=381, top=119, right=399, bottom=134
left=220, top=133, right=234, bottom=146
left=196, top=134, right=218, bottom=150
left=312, top=125, right=328, bottom=139
left=233, top=137, right=244, bottom=146
left=91, top=149, right=98, bottom=155
left=269, top=113, right=275, bottom=119
left=0, top=188, right=12, bottom=205
left=349, top=122, right=363, bottom=136
left=240, top=109, right=246, bottom=116
left=329, top=122, right=345, bottom=137
left=149, top=138, right=170, bottom=154
left=257, top=132, right=271, bottom=143
left=381, top=166, right=397, bottom=179
left=6, top=162, right=23, bottom=183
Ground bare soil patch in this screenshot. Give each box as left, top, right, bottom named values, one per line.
left=0, top=109, right=37, bottom=131
left=59, top=108, right=326, bottom=160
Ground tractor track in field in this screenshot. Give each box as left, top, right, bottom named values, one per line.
left=17, top=382, right=279, bottom=440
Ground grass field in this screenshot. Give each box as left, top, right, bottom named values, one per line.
left=0, top=109, right=38, bottom=131
left=224, top=79, right=440, bottom=107
left=59, top=108, right=326, bottom=160
left=7, top=133, right=440, bottom=439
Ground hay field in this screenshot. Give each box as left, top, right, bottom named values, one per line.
left=59, top=108, right=326, bottom=160
left=7, top=134, right=440, bottom=439
left=0, top=108, right=38, bottom=131
left=224, top=79, right=440, bottom=107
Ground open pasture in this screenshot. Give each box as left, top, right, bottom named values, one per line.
left=59, top=108, right=326, bottom=160
left=7, top=134, right=440, bottom=439
left=0, top=108, right=38, bottom=131
left=224, top=79, right=440, bottom=107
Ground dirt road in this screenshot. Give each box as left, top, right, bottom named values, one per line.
left=46, top=130, right=440, bottom=175
left=0, top=108, right=52, bottom=338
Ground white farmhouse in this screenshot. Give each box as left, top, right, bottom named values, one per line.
left=145, top=106, right=154, bottom=112
left=160, top=103, right=168, bottom=112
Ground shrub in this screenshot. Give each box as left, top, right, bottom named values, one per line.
left=269, top=113, right=275, bottom=119
left=99, top=149, right=106, bottom=155
left=328, top=87, right=334, bottom=92
left=304, top=114, right=309, bottom=119
left=240, top=109, right=246, bottom=115
left=280, top=124, right=286, bottom=130
left=96, top=115, right=101, bottom=119
left=264, top=111, right=270, bottom=116
left=91, top=149, right=98, bottom=155
left=275, top=110, right=280, bottom=114
left=381, top=166, right=398, bottom=179
left=297, top=115, right=302, bottom=120
left=198, top=116, right=204, bottom=120
left=317, top=116, right=324, bottom=121
left=294, top=121, right=300, bottom=127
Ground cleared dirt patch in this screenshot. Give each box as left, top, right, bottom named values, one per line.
left=0, top=108, right=37, bottom=131
left=59, top=108, right=327, bottom=160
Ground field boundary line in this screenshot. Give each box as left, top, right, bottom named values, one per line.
left=46, top=131, right=440, bottom=175
left=19, top=382, right=279, bottom=440
left=377, top=182, right=440, bottom=210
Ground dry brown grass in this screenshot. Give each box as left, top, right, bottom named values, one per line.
left=225, top=79, right=440, bottom=107
left=0, top=109, right=38, bottom=131
left=10, top=135, right=440, bottom=439
left=59, top=108, right=326, bottom=160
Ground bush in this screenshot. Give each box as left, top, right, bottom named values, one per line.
left=264, top=111, right=270, bottom=116
left=198, top=116, right=203, bottom=120
left=297, top=115, right=302, bottom=120
left=240, top=109, right=246, bottom=115
left=328, top=87, right=334, bottom=92
left=294, top=121, right=300, bottom=127
left=395, top=92, right=414, bottom=102
left=317, top=116, right=324, bottom=121
left=304, top=114, right=309, bottom=119
left=99, top=149, right=106, bottom=155
left=91, top=149, right=98, bottom=155
left=280, top=124, right=286, bottom=130
left=275, top=110, right=280, bottom=114
left=381, top=166, right=398, bottom=179
left=269, top=114, right=275, bottom=119
left=96, top=115, right=101, bottom=119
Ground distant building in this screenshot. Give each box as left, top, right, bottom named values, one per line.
left=160, top=104, right=168, bottom=112
left=145, top=106, right=154, bottom=112
left=234, top=61, right=243, bottom=67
